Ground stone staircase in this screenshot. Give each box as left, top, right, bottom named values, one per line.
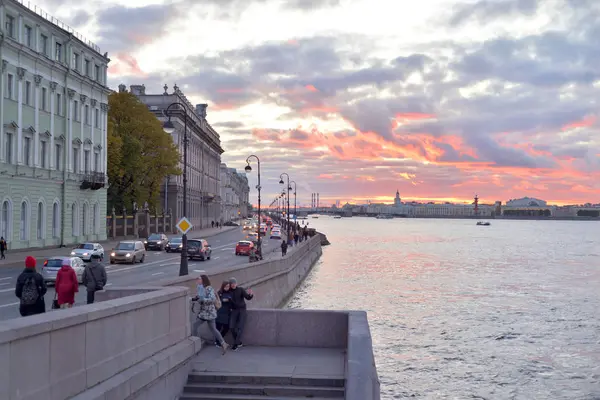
left=179, top=371, right=345, bottom=399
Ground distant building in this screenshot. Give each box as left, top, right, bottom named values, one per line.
left=394, top=190, right=401, bottom=207
left=219, top=163, right=249, bottom=222
left=506, top=197, right=547, bottom=207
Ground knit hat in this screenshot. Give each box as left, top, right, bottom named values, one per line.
left=25, top=256, right=36, bottom=269
left=229, top=277, right=237, bottom=284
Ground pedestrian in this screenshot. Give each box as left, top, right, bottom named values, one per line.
left=281, top=239, right=287, bottom=256
left=228, top=277, right=253, bottom=351
left=82, top=253, right=107, bottom=304
left=55, top=260, right=79, bottom=309
left=214, top=280, right=233, bottom=347
left=294, top=232, right=299, bottom=245
left=15, top=256, right=47, bottom=317
left=303, top=226, right=308, bottom=241
left=0, top=236, right=6, bottom=259
left=211, top=220, right=215, bottom=228
left=192, top=275, right=229, bottom=353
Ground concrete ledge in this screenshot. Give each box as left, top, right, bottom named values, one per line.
left=345, top=311, right=380, bottom=400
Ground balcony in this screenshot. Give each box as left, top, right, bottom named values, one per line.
left=80, top=172, right=106, bottom=190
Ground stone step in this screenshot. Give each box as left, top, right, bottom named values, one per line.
left=179, top=393, right=338, bottom=400
left=183, top=382, right=344, bottom=397
left=188, top=372, right=345, bottom=388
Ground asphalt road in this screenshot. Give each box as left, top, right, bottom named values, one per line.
left=0, top=227, right=290, bottom=321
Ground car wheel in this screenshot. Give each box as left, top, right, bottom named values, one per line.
left=207, top=254, right=211, bottom=260
left=110, top=260, right=115, bottom=264
left=132, top=256, right=136, bottom=264
left=140, top=255, right=145, bottom=263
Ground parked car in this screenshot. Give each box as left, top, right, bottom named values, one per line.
left=165, top=237, right=183, bottom=253
left=223, top=221, right=239, bottom=226
left=270, top=230, right=282, bottom=239
left=110, top=240, right=146, bottom=264
left=70, top=243, right=104, bottom=261
left=145, top=233, right=169, bottom=251
left=41, top=256, right=85, bottom=284
left=187, top=239, right=212, bottom=261
left=235, top=240, right=254, bottom=256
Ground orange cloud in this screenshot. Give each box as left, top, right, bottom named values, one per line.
left=562, top=115, right=596, bottom=131
left=305, top=85, right=318, bottom=92
left=107, top=53, right=145, bottom=76
left=317, top=174, right=334, bottom=179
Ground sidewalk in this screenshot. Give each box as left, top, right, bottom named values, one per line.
left=0, top=225, right=238, bottom=268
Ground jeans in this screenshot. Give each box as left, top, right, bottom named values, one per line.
left=230, top=309, right=247, bottom=346
left=87, top=291, right=95, bottom=304
left=216, top=322, right=229, bottom=338
left=193, top=317, right=225, bottom=345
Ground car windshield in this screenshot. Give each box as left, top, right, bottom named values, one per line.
left=188, top=241, right=200, bottom=248
left=170, top=238, right=182, bottom=243
left=77, top=243, right=94, bottom=250
left=238, top=242, right=250, bottom=246
left=116, top=243, right=135, bottom=250
left=46, top=259, right=66, bottom=268
left=148, top=234, right=161, bottom=240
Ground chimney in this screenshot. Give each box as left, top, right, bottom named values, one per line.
left=118, top=84, right=126, bottom=93
left=196, top=104, right=207, bottom=118
left=130, top=84, right=146, bottom=95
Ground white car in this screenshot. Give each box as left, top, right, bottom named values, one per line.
left=272, top=224, right=281, bottom=229
left=41, top=256, right=86, bottom=283
left=71, top=243, right=104, bottom=261
left=270, top=230, right=282, bottom=239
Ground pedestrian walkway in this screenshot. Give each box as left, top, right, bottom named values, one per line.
left=0, top=225, right=238, bottom=268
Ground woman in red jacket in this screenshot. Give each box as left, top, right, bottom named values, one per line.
left=55, top=262, right=79, bottom=308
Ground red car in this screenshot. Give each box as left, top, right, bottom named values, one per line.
left=235, top=240, right=254, bottom=256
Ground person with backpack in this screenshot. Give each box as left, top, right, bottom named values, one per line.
left=191, top=274, right=229, bottom=353
left=82, top=253, right=107, bottom=304
left=15, top=256, right=47, bottom=316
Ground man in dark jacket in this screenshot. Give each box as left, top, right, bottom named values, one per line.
left=82, top=253, right=107, bottom=304
left=228, top=277, right=253, bottom=351
left=15, top=256, right=47, bottom=316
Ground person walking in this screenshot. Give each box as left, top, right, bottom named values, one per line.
left=214, top=280, right=233, bottom=347
left=294, top=231, right=299, bottom=245
left=82, top=253, right=107, bottom=304
left=211, top=220, right=215, bottom=228
left=228, top=277, right=253, bottom=351
left=192, top=275, right=229, bottom=353
left=55, top=261, right=79, bottom=309
left=15, top=256, right=47, bottom=317
left=281, top=239, right=287, bottom=256
left=0, top=236, right=6, bottom=259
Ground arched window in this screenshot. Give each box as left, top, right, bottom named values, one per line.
left=52, top=202, right=60, bottom=238
left=1, top=200, right=11, bottom=240
left=71, top=203, right=79, bottom=236
left=20, top=201, right=29, bottom=240
left=82, top=203, right=88, bottom=235
left=37, top=202, right=45, bottom=239
left=93, top=203, right=98, bottom=234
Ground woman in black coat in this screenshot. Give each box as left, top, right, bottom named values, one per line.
left=214, top=281, right=233, bottom=346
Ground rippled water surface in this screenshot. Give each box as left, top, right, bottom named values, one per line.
left=287, top=217, right=600, bottom=400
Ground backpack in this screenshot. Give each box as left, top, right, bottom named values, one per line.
left=214, top=290, right=222, bottom=310
left=21, top=276, right=39, bottom=305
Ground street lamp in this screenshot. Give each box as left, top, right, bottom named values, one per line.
left=244, top=155, right=261, bottom=252
left=279, top=173, right=291, bottom=241
left=163, top=102, right=189, bottom=276
left=290, top=180, right=297, bottom=224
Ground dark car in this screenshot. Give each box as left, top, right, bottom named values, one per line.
left=165, top=237, right=183, bottom=253
left=187, top=239, right=212, bottom=261
left=145, top=233, right=168, bottom=251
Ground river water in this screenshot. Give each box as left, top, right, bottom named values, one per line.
left=286, top=217, right=600, bottom=400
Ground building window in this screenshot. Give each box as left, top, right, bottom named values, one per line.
left=71, top=203, right=79, bottom=236
left=94, top=152, right=99, bottom=172
left=5, top=133, right=12, bottom=163
left=55, top=42, right=62, bottom=62
left=24, top=25, right=32, bottom=47
left=23, top=137, right=31, bottom=166
left=40, top=34, right=48, bottom=55
left=84, top=150, right=90, bottom=173
left=72, top=52, right=79, bottom=70
left=6, top=74, right=13, bottom=99
left=93, top=203, right=98, bottom=234
left=52, top=202, right=59, bottom=238
left=73, top=100, right=79, bottom=121
left=94, top=65, right=100, bottom=81
left=37, top=202, right=44, bottom=239
left=85, top=105, right=89, bottom=124
left=20, top=201, right=29, bottom=240
left=55, top=144, right=61, bottom=170
left=94, top=108, right=99, bottom=128
left=56, top=93, right=62, bottom=115
left=82, top=203, right=88, bottom=235
left=25, top=81, right=31, bottom=105
left=40, top=141, right=47, bottom=168
left=41, top=87, right=47, bottom=111
left=5, top=15, right=14, bottom=38
left=73, top=147, right=79, bottom=173
left=1, top=200, right=11, bottom=239
left=85, top=59, right=90, bottom=76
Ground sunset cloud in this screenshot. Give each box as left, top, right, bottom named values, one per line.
left=49, top=0, right=600, bottom=206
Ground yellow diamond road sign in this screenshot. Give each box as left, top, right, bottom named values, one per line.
left=176, top=217, right=193, bottom=234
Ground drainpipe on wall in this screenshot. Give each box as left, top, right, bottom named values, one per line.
left=59, top=36, right=73, bottom=247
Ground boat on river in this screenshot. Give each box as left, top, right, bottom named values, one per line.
left=476, top=221, right=491, bottom=226
left=375, top=214, right=394, bottom=219
left=334, top=216, right=342, bottom=219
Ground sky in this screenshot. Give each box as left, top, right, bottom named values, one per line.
left=39, top=0, right=600, bottom=206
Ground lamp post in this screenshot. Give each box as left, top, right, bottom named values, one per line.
left=279, top=173, right=291, bottom=241
left=290, top=180, right=297, bottom=225
left=163, top=102, right=189, bottom=276
left=244, top=155, right=261, bottom=252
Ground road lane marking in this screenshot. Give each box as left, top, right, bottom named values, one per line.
left=0, top=277, right=11, bottom=281
left=214, top=257, right=220, bottom=260
left=193, top=269, right=203, bottom=272
left=0, top=301, right=19, bottom=309
left=0, top=282, right=9, bottom=286
left=152, top=272, right=164, bottom=276
left=106, top=283, right=113, bottom=286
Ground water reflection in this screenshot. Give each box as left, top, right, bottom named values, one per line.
left=287, top=217, right=600, bottom=399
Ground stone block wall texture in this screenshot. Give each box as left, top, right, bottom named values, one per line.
left=0, top=286, right=193, bottom=400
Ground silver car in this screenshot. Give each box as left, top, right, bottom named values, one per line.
left=41, top=257, right=85, bottom=284
left=110, top=240, right=146, bottom=264
left=70, top=243, right=104, bottom=261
